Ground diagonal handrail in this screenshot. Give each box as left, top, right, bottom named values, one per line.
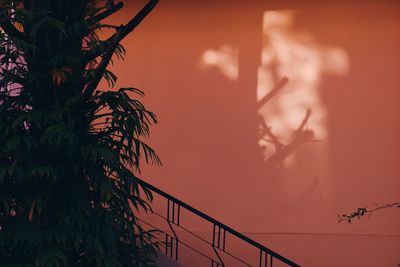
left=136, top=177, right=301, bottom=267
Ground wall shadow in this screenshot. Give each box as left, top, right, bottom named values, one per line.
left=107, top=1, right=400, bottom=265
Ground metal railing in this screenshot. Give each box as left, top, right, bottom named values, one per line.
left=136, top=177, right=301, bottom=267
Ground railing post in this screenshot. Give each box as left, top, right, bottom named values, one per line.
left=167, top=199, right=181, bottom=226
left=212, top=224, right=226, bottom=251
left=166, top=199, right=180, bottom=261
left=259, top=250, right=275, bottom=267
left=211, top=223, right=225, bottom=266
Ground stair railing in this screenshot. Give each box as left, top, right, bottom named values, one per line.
left=135, top=177, right=301, bottom=267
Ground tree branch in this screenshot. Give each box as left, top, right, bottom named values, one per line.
left=91, top=1, right=123, bottom=23
left=258, top=116, right=284, bottom=152
left=0, top=6, right=26, bottom=41
left=338, top=202, right=400, bottom=223
left=257, top=76, right=289, bottom=110
left=263, top=110, right=314, bottom=173
left=292, top=109, right=312, bottom=138
left=264, top=129, right=314, bottom=173
left=83, top=0, right=158, bottom=100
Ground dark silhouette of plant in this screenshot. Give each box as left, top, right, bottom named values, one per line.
left=0, top=0, right=161, bottom=266
left=338, top=202, right=400, bottom=224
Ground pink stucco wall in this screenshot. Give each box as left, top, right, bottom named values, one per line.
left=107, top=1, right=400, bottom=266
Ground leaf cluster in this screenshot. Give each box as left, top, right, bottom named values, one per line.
left=0, top=1, right=160, bottom=266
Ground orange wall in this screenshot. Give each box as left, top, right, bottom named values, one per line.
left=107, top=1, right=400, bottom=266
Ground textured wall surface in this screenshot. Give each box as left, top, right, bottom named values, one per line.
left=107, top=1, right=400, bottom=266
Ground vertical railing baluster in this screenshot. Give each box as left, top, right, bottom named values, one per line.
left=265, top=252, right=267, bottom=267
left=212, top=224, right=216, bottom=246
left=260, top=250, right=270, bottom=267
left=175, top=201, right=180, bottom=261
left=211, top=224, right=225, bottom=266
left=177, top=204, right=181, bottom=225
left=165, top=234, right=168, bottom=255
left=166, top=200, right=170, bottom=258
left=212, top=224, right=226, bottom=251
left=222, top=229, right=226, bottom=251
left=217, top=225, right=221, bottom=248
left=172, top=202, right=175, bottom=223
left=176, top=203, right=180, bottom=260
left=167, top=199, right=170, bottom=221
left=170, top=236, right=173, bottom=258
left=166, top=199, right=180, bottom=261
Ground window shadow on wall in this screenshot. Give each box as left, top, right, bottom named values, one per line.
left=116, top=0, right=400, bottom=236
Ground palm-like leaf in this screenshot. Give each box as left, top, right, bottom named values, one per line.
left=0, top=1, right=160, bottom=266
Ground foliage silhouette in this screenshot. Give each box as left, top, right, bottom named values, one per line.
left=338, top=202, right=400, bottom=224
left=0, top=0, right=161, bottom=266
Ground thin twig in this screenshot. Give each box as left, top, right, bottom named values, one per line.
left=338, top=202, right=400, bottom=223
left=91, top=2, right=123, bottom=23
left=291, top=109, right=312, bottom=139
left=258, top=116, right=284, bottom=152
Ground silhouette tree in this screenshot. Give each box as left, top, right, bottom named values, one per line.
left=0, top=0, right=161, bottom=266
